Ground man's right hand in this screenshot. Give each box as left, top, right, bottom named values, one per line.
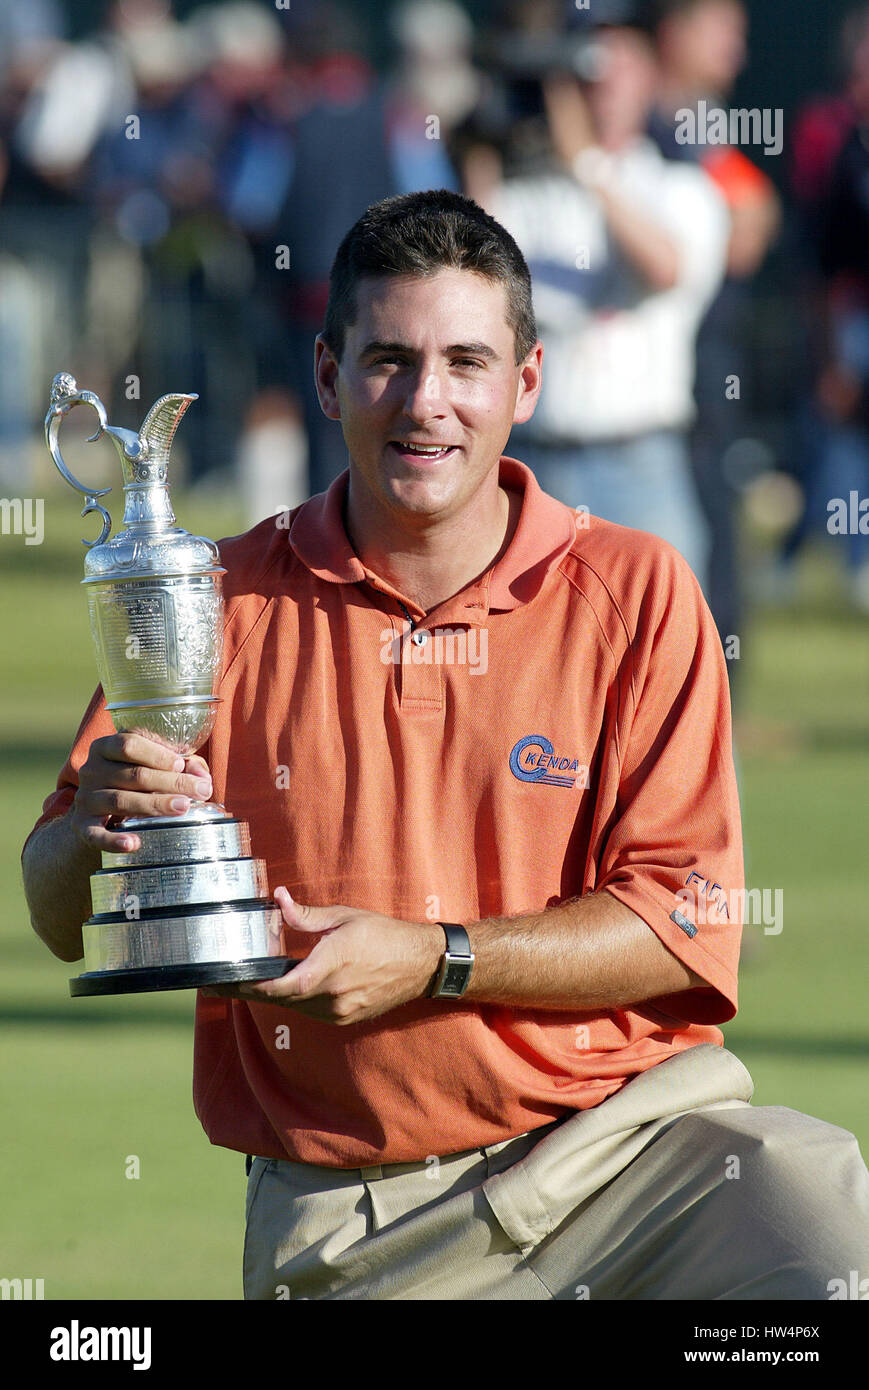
left=70, top=733, right=213, bottom=854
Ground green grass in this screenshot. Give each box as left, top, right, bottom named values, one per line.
left=721, top=590, right=869, bottom=1145
left=1, top=485, right=867, bottom=1297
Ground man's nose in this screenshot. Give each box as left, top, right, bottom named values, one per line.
left=401, top=366, right=447, bottom=423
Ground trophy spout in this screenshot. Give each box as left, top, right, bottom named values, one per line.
left=116, top=392, right=199, bottom=531
left=139, top=393, right=199, bottom=469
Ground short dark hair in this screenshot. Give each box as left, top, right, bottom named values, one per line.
left=322, top=189, right=538, bottom=366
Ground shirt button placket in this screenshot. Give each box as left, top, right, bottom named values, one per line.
left=399, top=623, right=443, bottom=712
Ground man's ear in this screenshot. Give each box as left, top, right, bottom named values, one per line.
left=513, top=341, right=543, bottom=426
left=314, top=335, right=342, bottom=421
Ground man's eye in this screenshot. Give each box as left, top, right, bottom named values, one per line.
left=369, top=356, right=483, bottom=369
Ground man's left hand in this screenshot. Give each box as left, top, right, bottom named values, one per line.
left=200, top=887, right=445, bottom=1025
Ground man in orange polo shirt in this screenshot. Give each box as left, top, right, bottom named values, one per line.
left=22, top=190, right=869, bottom=1300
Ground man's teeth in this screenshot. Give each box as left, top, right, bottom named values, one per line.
left=397, top=443, right=452, bottom=454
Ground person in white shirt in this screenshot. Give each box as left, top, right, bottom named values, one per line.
left=484, top=6, right=729, bottom=591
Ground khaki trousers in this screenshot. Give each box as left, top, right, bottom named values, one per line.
left=242, top=1044, right=869, bottom=1300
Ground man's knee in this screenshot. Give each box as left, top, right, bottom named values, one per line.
left=672, top=1104, right=869, bottom=1291
left=678, top=1104, right=867, bottom=1195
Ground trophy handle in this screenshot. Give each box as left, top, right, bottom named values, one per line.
left=44, top=373, right=114, bottom=547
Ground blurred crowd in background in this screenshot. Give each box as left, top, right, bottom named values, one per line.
left=1, top=0, right=868, bottom=688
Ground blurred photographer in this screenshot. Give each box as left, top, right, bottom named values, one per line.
left=477, top=0, right=729, bottom=590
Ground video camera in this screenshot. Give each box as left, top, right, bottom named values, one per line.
left=468, top=0, right=655, bottom=169
left=483, top=0, right=654, bottom=86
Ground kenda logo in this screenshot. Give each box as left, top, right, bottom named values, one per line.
left=50, top=1320, right=151, bottom=1370
left=509, top=734, right=587, bottom=789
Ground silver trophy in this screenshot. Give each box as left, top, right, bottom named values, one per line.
left=45, top=372, right=293, bottom=996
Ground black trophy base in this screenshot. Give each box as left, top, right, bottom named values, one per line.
left=69, top=956, right=296, bottom=997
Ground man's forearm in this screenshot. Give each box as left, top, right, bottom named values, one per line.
left=460, top=890, right=704, bottom=1010
left=21, top=813, right=97, bottom=963
left=206, top=888, right=708, bottom=1024
left=595, top=186, right=680, bottom=291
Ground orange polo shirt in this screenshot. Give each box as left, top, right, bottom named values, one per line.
left=24, top=457, right=744, bottom=1167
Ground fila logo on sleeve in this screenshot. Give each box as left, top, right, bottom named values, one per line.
left=509, top=734, right=586, bottom=790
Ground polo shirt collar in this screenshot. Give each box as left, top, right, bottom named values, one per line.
left=288, top=456, right=577, bottom=616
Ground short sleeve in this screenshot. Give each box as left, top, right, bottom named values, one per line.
left=20, top=683, right=114, bottom=860
left=597, top=543, right=744, bottom=1025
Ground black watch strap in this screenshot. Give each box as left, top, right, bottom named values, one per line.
left=430, top=922, right=474, bottom=998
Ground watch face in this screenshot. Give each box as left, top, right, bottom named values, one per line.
left=432, top=925, right=474, bottom=998
left=438, top=956, right=473, bottom=997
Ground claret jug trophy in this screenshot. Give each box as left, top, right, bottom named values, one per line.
left=45, top=372, right=292, bottom=996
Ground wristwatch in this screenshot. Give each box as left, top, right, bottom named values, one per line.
left=429, top=923, right=475, bottom=999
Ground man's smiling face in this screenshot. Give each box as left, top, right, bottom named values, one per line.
left=314, top=267, right=541, bottom=524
